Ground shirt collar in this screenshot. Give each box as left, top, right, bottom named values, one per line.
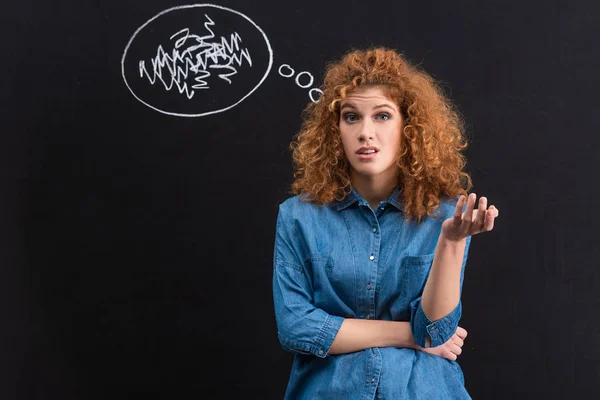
left=334, top=186, right=404, bottom=212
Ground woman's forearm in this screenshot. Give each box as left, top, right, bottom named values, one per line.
left=421, top=234, right=466, bottom=322
left=329, top=319, right=416, bottom=354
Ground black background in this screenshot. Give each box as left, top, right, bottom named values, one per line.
left=2, top=0, right=599, bottom=399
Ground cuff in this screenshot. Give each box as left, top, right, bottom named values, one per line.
left=279, top=313, right=344, bottom=358
left=410, top=298, right=462, bottom=348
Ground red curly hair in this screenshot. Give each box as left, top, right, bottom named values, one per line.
left=289, top=46, right=472, bottom=222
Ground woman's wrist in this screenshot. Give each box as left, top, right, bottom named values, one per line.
left=438, top=231, right=468, bottom=246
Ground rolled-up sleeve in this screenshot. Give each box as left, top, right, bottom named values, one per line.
left=272, top=205, right=344, bottom=358
left=273, top=261, right=344, bottom=357
left=410, top=235, right=472, bottom=348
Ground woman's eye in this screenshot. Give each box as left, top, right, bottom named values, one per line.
left=343, top=113, right=358, bottom=122
left=377, top=113, right=391, bottom=121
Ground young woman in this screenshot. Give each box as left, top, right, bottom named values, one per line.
left=272, top=47, right=499, bottom=399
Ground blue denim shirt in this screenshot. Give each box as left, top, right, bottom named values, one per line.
left=272, top=187, right=472, bottom=399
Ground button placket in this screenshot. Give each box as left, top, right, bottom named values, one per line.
left=365, top=215, right=380, bottom=331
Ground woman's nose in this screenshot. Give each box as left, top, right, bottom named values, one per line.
left=357, top=122, right=374, bottom=142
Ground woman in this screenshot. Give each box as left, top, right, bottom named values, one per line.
left=272, top=47, right=499, bottom=399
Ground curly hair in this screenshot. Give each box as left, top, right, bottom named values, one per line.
left=289, top=46, right=472, bottom=222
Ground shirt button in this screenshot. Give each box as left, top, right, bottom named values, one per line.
left=369, top=255, right=374, bottom=261
left=318, top=350, right=323, bottom=355
left=429, top=327, right=436, bottom=332
left=366, top=283, right=371, bottom=290
left=371, top=378, right=375, bottom=383
left=372, top=227, right=377, bottom=233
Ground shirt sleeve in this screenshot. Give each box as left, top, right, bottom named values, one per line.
left=409, top=235, right=472, bottom=348
left=272, top=203, right=344, bottom=358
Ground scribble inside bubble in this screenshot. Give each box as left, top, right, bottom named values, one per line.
left=122, top=4, right=273, bottom=117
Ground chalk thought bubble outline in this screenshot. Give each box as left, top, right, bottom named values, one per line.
left=121, top=3, right=274, bottom=117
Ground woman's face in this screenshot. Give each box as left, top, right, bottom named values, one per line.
left=339, top=85, right=403, bottom=185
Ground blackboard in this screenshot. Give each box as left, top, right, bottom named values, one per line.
left=2, top=0, right=599, bottom=398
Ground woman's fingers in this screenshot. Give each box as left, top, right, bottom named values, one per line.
left=463, top=194, right=499, bottom=235
left=452, top=335, right=464, bottom=348
left=474, top=196, right=487, bottom=229
left=450, top=342, right=463, bottom=356
left=462, top=193, right=477, bottom=224
left=456, top=326, right=468, bottom=340
left=447, top=193, right=500, bottom=240
left=482, top=205, right=498, bottom=232
left=422, top=329, right=468, bottom=360
left=453, top=195, right=466, bottom=219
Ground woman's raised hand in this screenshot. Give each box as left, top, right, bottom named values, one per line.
left=441, top=193, right=499, bottom=241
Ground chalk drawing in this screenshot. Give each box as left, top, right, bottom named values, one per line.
left=122, top=4, right=273, bottom=117
left=278, top=64, right=323, bottom=103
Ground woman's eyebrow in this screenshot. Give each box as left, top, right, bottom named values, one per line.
left=340, top=103, right=398, bottom=111
left=373, top=104, right=397, bottom=111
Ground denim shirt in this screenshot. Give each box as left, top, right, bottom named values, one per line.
left=272, top=187, right=472, bottom=399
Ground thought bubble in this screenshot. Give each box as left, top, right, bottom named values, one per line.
left=122, top=4, right=273, bottom=117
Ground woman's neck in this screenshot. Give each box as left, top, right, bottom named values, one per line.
left=351, top=174, right=398, bottom=211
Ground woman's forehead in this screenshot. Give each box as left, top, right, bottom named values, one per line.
left=342, top=86, right=398, bottom=108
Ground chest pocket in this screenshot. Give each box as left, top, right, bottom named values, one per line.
left=401, top=253, right=435, bottom=303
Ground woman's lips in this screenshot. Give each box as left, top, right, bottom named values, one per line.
left=356, top=150, right=379, bottom=160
